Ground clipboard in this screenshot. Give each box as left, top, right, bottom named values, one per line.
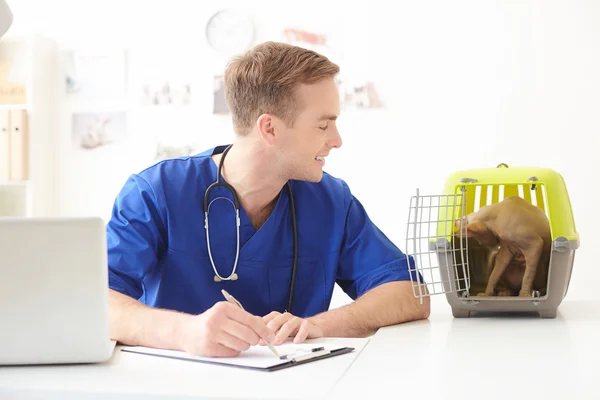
left=121, top=343, right=355, bottom=372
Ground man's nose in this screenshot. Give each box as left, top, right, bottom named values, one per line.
left=328, top=127, right=343, bottom=149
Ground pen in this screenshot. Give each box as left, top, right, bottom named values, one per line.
left=221, top=289, right=280, bottom=357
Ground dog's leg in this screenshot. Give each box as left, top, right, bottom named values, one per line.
left=485, top=246, right=499, bottom=280
left=484, top=246, right=512, bottom=296
left=478, top=246, right=499, bottom=296
left=495, top=276, right=513, bottom=296
left=519, top=237, right=544, bottom=297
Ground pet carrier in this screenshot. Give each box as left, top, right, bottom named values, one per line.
left=406, top=163, right=578, bottom=318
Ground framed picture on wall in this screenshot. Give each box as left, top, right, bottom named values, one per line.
left=64, top=50, right=127, bottom=99
left=71, top=111, right=127, bottom=150
left=141, top=82, right=192, bottom=106
left=129, top=49, right=196, bottom=107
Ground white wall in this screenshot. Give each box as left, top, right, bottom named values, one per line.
left=6, top=0, right=600, bottom=310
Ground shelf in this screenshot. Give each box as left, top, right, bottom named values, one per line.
left=0, top=104, right=27, bottom=110
left=0, top=180, right=29, bottom=186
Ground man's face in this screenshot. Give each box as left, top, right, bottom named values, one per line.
left=276, top=77, right=342, bottom=182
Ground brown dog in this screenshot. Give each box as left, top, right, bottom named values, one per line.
left=455, top=196, right=551, bottom=297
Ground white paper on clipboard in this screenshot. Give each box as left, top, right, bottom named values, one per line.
left=121, top=342, right=357, bottom=370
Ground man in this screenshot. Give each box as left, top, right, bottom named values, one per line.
left=107, top=41, right=429, bottom=358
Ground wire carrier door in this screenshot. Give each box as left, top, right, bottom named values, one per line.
left=405, top=188, right=472, bottom=304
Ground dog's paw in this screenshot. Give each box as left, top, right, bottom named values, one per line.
left=477, top=292, right=487, bottom=297
left=518, top=289, right=532, bottom=297
left=497, top=290, right=512, bottom=296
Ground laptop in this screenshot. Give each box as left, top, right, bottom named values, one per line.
left=0, top=217, right=116, bottom=365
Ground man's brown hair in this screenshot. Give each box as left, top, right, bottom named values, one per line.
left=224, top=41, right=340, bottom=135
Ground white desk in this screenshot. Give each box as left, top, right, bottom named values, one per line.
left=329, top=299, right=600, bottom=400
left=0, top=337, right=370, bottom=400
left=1, top=300, right=598, bottom=399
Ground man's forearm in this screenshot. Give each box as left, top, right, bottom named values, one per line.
left=108, top=289, right=192, bottom=350
left=308, top=281, right=430, bottom=337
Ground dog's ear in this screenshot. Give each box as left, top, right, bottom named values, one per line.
left=463, top=219, right=499, bottom=247
left=464, top=219, right=487, bottom=237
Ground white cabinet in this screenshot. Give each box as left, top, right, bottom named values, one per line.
left=0, top=34, right=60, bottom=217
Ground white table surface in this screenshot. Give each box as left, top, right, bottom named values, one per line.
left=1, top=299, right=598, bottom=400
left=328, top=298, right=600, bottom=400
left=0, top=337, right=370, bottom=400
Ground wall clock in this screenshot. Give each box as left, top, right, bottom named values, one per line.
left=206, top=9, right=255, bottom=56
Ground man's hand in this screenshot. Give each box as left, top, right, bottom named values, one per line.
left=261, top=311, right=324, bottom=345
left=180, top=301, right=276, bottom=357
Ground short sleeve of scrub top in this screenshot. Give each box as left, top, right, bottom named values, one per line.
left=106, top=173, right=168, bottom=300
left=334, top=180, right=420, bottom=300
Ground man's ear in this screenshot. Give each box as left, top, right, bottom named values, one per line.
left=256, top=114, right=276, bottom=145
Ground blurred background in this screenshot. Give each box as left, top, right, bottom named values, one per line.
left=0, top=0, right=598, bottom=310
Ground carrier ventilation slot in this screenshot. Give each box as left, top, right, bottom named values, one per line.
left=465, top=184, right=548, bottom=219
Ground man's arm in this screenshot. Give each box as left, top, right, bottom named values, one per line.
left=105, top=174, right=190, bottom=350
left=108, top=289, right=190, bottom=350
left=308, top=281, right=430, bottom=337
left=261, top=281, right=429, bottom=345
left=105, top=173, right=276, bottom=357
left=262, top=181, right=431, bottom=344
left=109, top=289, right=276, bottom=357
left=310, top=182, right=430, bottom=337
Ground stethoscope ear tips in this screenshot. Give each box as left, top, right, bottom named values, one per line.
left=214, top=273, right=239, bottom=282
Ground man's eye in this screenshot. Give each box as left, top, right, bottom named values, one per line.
left=319, top=125, right=328, bottom=131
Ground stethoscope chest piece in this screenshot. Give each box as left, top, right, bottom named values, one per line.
left=214, top=273, right=238, bottom=282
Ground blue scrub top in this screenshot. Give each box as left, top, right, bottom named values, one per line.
left=107, top=145, right=419, bottom=318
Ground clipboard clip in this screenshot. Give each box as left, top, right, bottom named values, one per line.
left=279, top=346, right=331, bottom=362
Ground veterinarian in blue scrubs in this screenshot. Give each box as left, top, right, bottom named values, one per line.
left=106, top=42, right=429, bottom=358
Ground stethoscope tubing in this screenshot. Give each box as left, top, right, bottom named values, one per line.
left=203, top=144, right=298, bottom=313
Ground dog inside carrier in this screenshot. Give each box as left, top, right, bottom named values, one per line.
left=405, top=164, right=579, bottom=318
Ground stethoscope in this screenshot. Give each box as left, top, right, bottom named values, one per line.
left=203, top=144, right=299, bottom=313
